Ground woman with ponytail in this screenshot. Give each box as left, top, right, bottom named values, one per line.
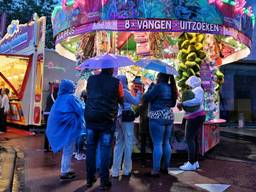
left=143, top=73, right=178, bottom=177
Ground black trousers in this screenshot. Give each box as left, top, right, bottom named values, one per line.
left=44, top=115, right=50, bottom=151
left=140, top=128, right=153, bottom=163
left=0, top=108, right=7, bottom=132
left=185, top=115, right=205, bottom=163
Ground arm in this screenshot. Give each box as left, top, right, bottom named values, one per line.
left=118, top=82, right=124, bottom=105
left=183, top=88, right=204, bottom=107
left=68, top=95, right=84, bottom=117
left=125, top=89, right=142, bottom=105
left=3, top=96, right=10, bottom=114
left=143, top=84, right=159, bottom=103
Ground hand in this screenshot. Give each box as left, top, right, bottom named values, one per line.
left=177, top=103, right=183, bottom=111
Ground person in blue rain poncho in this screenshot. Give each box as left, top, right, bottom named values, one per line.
left=46, top=79, right=84, bottom=181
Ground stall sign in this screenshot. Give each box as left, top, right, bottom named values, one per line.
left=52, top=0, right=254, bottom=39
left=56, top=19, right=252, bottom=49
left=0, top=24, right=33, bottom=54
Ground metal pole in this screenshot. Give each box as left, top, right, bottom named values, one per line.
left=28, top=13, right=39, bottom=126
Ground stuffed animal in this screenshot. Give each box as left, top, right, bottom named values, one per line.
left=181, top=89, right=200, bottom=113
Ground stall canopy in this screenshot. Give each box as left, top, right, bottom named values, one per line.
left=52, top=0, right=255, bottom=65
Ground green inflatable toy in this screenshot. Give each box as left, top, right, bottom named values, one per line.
left=181, top=90, right=200, bottom=113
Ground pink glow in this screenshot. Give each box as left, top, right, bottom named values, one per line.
left=247, top=6, right=253, bottom=17
left=208, top=0, right=216, bottom=3
left=234, top=0, right=247, bottom=14
left=62, top=0, right=109, bottom=18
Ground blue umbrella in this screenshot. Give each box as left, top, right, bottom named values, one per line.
left=76, top=53, right=135, bottom=70
left=136, top=59, right=178, bottom=75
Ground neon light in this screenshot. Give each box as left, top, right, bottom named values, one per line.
left=51, top=5, right=63, bottom=19
left=234, top=0, right=246, bottom=14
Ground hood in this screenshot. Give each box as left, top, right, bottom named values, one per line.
left=185, top=76, right=201, bottom=89
left=58, top=79, right=75, bottom=96
left=117, top=75, right=128, bottom=89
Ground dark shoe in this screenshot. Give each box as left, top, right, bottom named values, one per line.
left=86, top=177, right=97, bottom=188
left=111, top=175, right=119, bottom=179
left=123, top=173, right=132, bottom=178
left=99, top=181, right=112, bottom=191
left=144, top=171, right=160, bottom=178
left=60, top=172, right=76, bottom=181
left=160, top=169, right=168, bottom=174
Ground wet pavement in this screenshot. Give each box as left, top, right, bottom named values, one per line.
left=1, top=131, right=256, bottom=192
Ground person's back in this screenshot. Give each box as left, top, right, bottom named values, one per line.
left=85, top=68, right=124, bottom=190
left=148, top=83, right=174, bottom=110
left=143, top=73, right=177, bottom=177
left=85, top=70, right=123, bottom=129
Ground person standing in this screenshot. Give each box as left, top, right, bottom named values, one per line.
left=143, top=73, right=178, bottom=177
left=111, top=75, right=142, bottom=178
left=43, top=83, right=59, bottom=152
left=0, top=88, right=10, bottom=133
left=85, top=68, right=124, bottom=190
left=46, top=80, right=84, bottom=181
left=178, top=76, right=206, bottom=171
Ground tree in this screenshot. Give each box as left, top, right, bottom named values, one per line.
left=40, top=0, right=56, bottom=48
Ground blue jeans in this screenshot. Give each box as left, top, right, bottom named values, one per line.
left=149, top=119, right=173, bottom=172
left=112, top=118, right=134, bottom=176
left=61, top=141, right=75, bottom=175
left=86, top=128, right=113, bottom=184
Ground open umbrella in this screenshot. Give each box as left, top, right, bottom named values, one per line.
left=136, top=59, right=178, bottom=75
left=76, top=53, right=135, bottom=70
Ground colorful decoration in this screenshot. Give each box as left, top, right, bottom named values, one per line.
left=176, top=32, right=206, bottom=90
left=208, top=0, right=255, bottom=26
left=52, top=0, right=254, bottom=38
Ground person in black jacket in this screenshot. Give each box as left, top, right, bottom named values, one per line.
left=85, top=68, right=124, bottom=190
left=43, top=83, right=59, bottom=152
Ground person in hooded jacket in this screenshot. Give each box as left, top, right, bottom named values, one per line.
left=46, top=79, right=84, bottom=180
left=178, top=76, right=206, bottom=171
left=143, top=73, right=178, bottom=177
left=111, top=75, right=142, bottom=178
left=43, top=83, right=59, bottom=152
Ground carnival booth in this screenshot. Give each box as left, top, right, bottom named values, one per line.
left=0, top=15, right=46, bottom=126
left=51, top=0, right=255, bottom=154
left=0, top=16, right=78, bottom=126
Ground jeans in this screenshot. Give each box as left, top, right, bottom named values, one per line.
left=86, top=128, right=113, bottom=184
left=112, top=119, right=134, bottom=176
left=185, top=115, right=205, bottom=163
left=149, top=119, right=173, bottom=172
left=61, top=141, right=75, bottom=175
left=96, top=143, right=101, bottom=170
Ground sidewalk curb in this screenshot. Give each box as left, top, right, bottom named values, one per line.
left=220, top=131, right=256, bottom=144
left=0, top=146, right=17, bottom=192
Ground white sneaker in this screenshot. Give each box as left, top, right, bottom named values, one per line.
left=74, top=153, right=86, bottom=160
left=179, top=161, right=196, bottom=171
left=194, top=161, right=200, bottom=169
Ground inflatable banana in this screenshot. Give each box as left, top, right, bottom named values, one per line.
left=177, top=33, right=206, bottom=90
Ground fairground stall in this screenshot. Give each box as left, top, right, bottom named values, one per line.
left=51, top=0, right=255, bottom=154
left=0, top=15, right=46, bottom=126
left=0, top=16, right=78, bottom=127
